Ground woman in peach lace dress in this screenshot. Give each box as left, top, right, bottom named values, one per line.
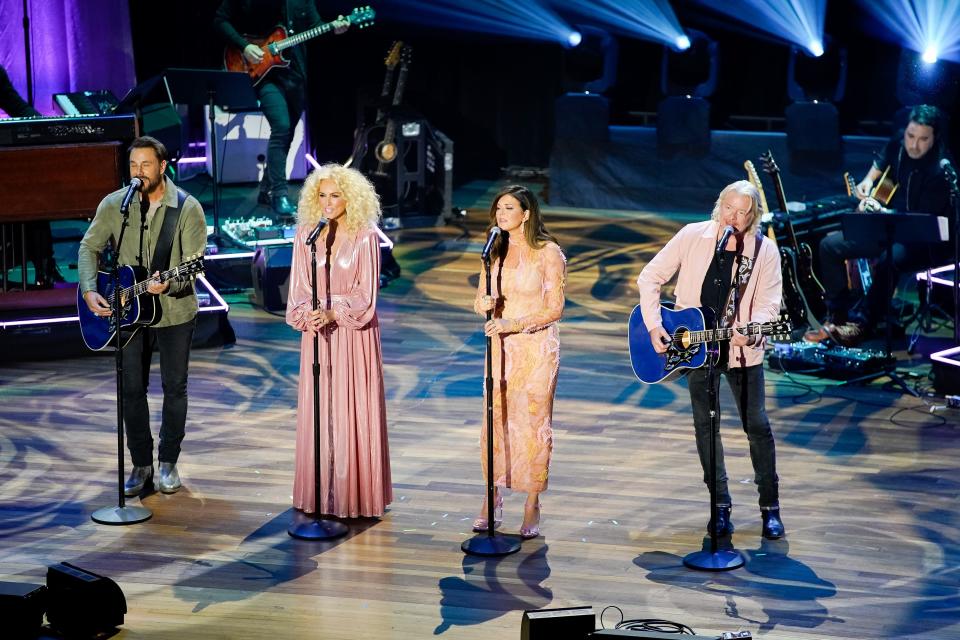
left=473, top=185, right=565, bottom=539
left=286, top=164, right=392, bottom=518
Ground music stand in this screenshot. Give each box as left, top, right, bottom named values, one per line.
left=162, top=69, right=257, bottom=246
left=839, top=213, right=949, bottom=396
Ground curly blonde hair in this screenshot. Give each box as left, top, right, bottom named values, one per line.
left=710, top=179, right=762, bottom=234
left=297, top=163, right=381, bottom=233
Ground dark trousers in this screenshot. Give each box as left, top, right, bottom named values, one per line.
left=818, top=230, right=951, bottom=324
left=121, top=319, right=195, bottom=467
left=256, top=76, right=305, bottom=199
left=687, top=364, right=779, bottom=509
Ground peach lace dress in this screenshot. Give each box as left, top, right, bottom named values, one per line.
left=286, top=224, right=392, bottom=517
left=474, top=241, right=566, bottom=493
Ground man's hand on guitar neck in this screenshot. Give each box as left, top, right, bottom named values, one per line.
left=332, top=16, right=350, bottom=35
left=146, top=271, right=170, bottom=295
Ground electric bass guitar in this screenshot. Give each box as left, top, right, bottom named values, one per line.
left=223, top=6, right=376, bottom=86
left=77, top=255, right=205, bottom=351
left=745, top=159, right=808, bottom=330
left=373, top=43, right=413, bottom=174
left=627, top=305, right=792, bottom=384
left=760, top=150, right=827, bottom=324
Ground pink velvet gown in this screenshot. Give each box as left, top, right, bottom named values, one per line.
left=286, top=223, right=392, bottom=517
left=474, top=242, right=566, bottom=493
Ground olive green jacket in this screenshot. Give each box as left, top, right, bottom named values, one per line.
left=78, top=176, right=207, bottom=328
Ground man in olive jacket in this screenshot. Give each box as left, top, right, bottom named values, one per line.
left=79, top=136, right=207, bottom=496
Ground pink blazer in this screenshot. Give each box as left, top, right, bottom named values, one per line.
left=636, top=220, right=782, bottom=368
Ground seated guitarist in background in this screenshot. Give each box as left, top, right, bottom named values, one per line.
left=811, top=104, right=953, bottom=346
left=214, top=1, right=349, bottom=215
left=636, top=180, right=785, bottom=540
left=79, top=136, right=207, bottom=497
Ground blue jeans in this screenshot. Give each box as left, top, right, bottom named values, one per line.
left=687, top=364, right=779, bottom=509
left=121, top=320, right=195, bottom=466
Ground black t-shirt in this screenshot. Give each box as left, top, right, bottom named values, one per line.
left=700, top=250, right=738, bottom=369
left=875, top=135, right=951, bottom=218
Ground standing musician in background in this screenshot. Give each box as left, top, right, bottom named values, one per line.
left=808, top=104, right=953, bottom=347
left=637, top=180, right=785, bottom=540
left=79, top=136, right=207, bottom=496
left=0, top=64, right=64, bottom=287
left=214, top=1, right=349, bottom=215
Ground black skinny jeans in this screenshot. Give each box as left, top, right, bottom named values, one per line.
left=687, top=364, right=779, bottom=509
left=121, top=319, right=195, bottom=467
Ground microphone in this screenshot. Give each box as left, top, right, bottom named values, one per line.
left=940, top=157, right=957, bottom=180
left=305, top=217, right=329, bottom=245
left=716, top=225, right=735, bottom=254
left=120, top=177, right=143, bottom=214
left=480, top=226, right=502, bottom=260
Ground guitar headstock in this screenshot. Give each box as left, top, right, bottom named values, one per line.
left=842, top=171, right=857, bottom=197
left=182, top=253, right=205, bottom=279
left=399, top=43, right=413, bottom=67
left=744, top=159, right=769, bottom=217
left=763, top=315, right=793, bottom=341
left=348, top=5, right=376, bottom=30
left=384, top=41, right=403, bottom=69
left=760, top=149, right=780, bottom=177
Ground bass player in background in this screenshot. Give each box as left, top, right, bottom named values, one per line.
left=637, top=180, right=785, bottom=540
left=214, top=1, right=349, bottom=215
left=807, top=104, right=953, bottom=347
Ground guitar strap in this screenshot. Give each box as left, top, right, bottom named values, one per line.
left=719, top=230, right=763, bottom=329
left=149, top=187, right=188, bottom=275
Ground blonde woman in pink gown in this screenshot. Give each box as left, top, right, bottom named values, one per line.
left=285, top=164, right=392, bottom=518
left=473, top=185, right=566, bottom=539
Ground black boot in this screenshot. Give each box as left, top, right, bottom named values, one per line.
left=272, top=194, right=296, bottom=215
left=762, top=508, right=785, bottom=539
left=707, top=505, right=733, bottom=537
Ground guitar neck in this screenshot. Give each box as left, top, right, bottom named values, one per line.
left=688, top=323, right=766, bottom=345
left=118, top=262, right=194, bottom=301
left=274, top=20, right=335, bottom=52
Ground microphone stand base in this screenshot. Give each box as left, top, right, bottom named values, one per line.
left=91, top=504, right=152, bottom=526
left=683, top=548, right=744, bottom=572
left=461, top=532, right=522, bottom=557
left=288, top=517, right=349, bottom=540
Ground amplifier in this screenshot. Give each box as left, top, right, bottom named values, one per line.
left=768, top=341, right=895, bottom=378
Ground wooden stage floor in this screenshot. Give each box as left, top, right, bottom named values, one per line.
left=1, top=205, right=958, bottom=639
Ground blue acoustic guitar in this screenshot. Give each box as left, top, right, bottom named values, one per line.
left=628, top=304, right=791, bottom=384
left=77, top=255, right=204, bottom=351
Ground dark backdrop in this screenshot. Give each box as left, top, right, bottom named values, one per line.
left=128, top=0, right=959, bottom=184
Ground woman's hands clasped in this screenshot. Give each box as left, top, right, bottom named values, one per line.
left=309, top=309, right=338, bottom=332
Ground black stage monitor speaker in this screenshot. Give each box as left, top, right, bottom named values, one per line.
left=522, top=606, right=596, bottom=640
left=0, top=581, right=48, bottom=639
left=252, top=244, right=293, bottom=312
left=46, top=562, right=126, bottom=637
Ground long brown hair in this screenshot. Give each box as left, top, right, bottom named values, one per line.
left=485, top=185, right=559, bottom=259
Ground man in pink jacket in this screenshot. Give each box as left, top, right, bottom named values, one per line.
left=637, top=180, right=785, bottom=539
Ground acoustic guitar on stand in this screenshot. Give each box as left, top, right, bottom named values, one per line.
left=223, top=6, right=376, bottom=86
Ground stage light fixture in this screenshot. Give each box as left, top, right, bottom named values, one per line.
left=568, top=31, right=582, bottom=47
left=676, top=34, right=691, bottom=51
left=923, top=44, right=939, bottom=64
left=808, top=39, right=824, bottom=57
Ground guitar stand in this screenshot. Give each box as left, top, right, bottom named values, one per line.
left=92, top=195, right=152, bottom=525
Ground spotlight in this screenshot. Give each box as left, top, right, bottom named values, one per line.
left=808, top=40, right=824, bottom=57
left=675, top=34, right=691, bottom=51
left=922, top=44, right=939, bottom=64
left=568, top=31, right=582, bottom=48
